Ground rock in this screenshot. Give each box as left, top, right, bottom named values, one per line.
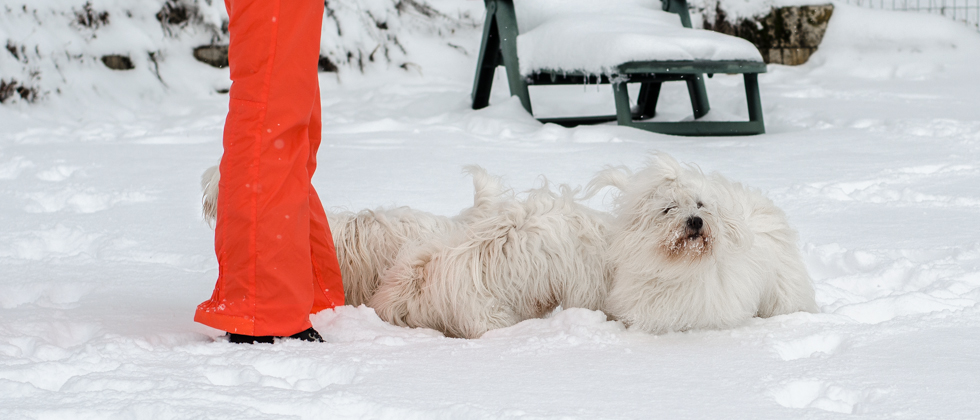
left=156, top=0, right=191, bottom=27
left=101, top=55, right=134, bottom=70
left=703, top=4, right=834, bottom=65
left=73, top=1, right=109, bottom=30
left=318, top=55, right=338, bottom=72
left=193, top=45, right=228, bottom=68
left=0, top=79, right=39, bottom=103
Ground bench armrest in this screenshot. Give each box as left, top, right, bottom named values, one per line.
left=661, top=0, right=694, bottom=28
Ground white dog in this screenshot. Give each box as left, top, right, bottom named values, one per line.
left=368, top=153, right=817, bottom=338
left=369, top=182, right=611, bottom=339
left=201, top=165, right=507, bottom=306
left=588, top=153, right=819, bottom=334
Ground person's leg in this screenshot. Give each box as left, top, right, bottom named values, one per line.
left=195, top=0, right=340, bottom=338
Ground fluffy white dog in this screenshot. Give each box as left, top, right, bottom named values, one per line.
left=201, top=165, right=507, bottom=306
left=369, top=182, right=611, bottom=339
left=587, top=153, right=819, bottom=334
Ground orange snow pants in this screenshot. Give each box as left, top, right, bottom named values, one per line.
left=195, top=0, right=344, bottom=337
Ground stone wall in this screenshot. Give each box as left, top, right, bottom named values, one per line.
left=703, top=4, right=834, bottom=66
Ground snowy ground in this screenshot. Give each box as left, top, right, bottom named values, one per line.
left=2, top=3, right=980, bottom=419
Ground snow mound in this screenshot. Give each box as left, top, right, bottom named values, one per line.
left=819, top=4, right=980, bottom=53
left=314, top=305, right=445, bottom=344
left=480, top=308, right=625, bottom=345
left=514, top=0, right=762, bottom=76
left=801, top=5, right=980, bottom=79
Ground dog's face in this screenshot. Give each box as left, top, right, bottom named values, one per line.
left=649, top=180, right=713, bottom=261
left=614, top=156, right=747, bottom=265
left=624, top=174, right=716, bottom=263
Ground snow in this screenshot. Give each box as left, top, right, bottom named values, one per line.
left=2, top=1, right=980, bottom=419
left=822, top=5, right=980, bottom=50
left=515, top=2, right=763, bottom=76
left=0, top=0, right=477, bottom=105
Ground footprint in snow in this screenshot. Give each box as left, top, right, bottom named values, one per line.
left=771, top=332, right=843, bottom=361
left=36, top=165, right=81, bottom=182
left=0, top=225, right=104, bottom=260
left=202, top=357, right=358, bottom=391
left=0, top=156, right=35, bottom=180
left=778, top=163, right=980, bottom=208
left=832, top=292, right=974, bottom=325
left=772, top=379, right=885, bottom=414
left=24, top=189, right=152, bottom=213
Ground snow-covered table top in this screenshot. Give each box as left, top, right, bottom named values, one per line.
left=513, top=0, right=764, bottom=76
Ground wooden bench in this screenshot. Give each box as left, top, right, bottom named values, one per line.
left=471, top=0, right=767, bottom=136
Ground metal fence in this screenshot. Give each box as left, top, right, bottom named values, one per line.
left=842, top=0, right=980, bottom=30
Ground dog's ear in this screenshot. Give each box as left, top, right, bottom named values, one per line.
left=720, top=211, right=752, bottom=252
left=709, top=179, right=753, bottom=253
left=649, top=152, right=683, bottom=182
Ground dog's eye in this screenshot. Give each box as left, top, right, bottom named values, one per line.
left=662, top=206, right=677, bottom=214
left=697, top=201, right=703, bottom=208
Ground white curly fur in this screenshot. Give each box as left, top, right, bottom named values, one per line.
left=369, top=182, right=611, bottom=339
left=591, top=153, right=819, bottom=334
left=200, top=165, right=507, bottom=306
left=201, top=164, right=220, bottom=228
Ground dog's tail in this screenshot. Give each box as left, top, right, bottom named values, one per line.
left=202, top=165, right=220, bottom=227
left=460, top=165, right=509, bottom=218
left=581, top=165, right=632, bottom=201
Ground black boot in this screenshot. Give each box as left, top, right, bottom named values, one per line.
left=289, top=327, right=324, bottom=343
left=228, top=333, right=275, bottom=344
left=227, top=327, right=323, bottom=344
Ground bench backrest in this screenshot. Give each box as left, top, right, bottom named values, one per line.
left=506, top=0, right=693, bottom=33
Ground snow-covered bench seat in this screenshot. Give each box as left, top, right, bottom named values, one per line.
left=471, top=0, right=768, bottom=136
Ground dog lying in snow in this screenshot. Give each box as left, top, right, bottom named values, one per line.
left=369, top=182, right=611, bottom=339
left=368, top=153, right=817, bottom=337
left=203, top=153, right=818, bottom=337
left=201, top=165, right=509, bottom=306
left=587, top=153, right=819, bottom=334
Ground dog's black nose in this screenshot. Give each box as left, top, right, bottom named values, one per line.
left=687, top=216, right=703, bottom=231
